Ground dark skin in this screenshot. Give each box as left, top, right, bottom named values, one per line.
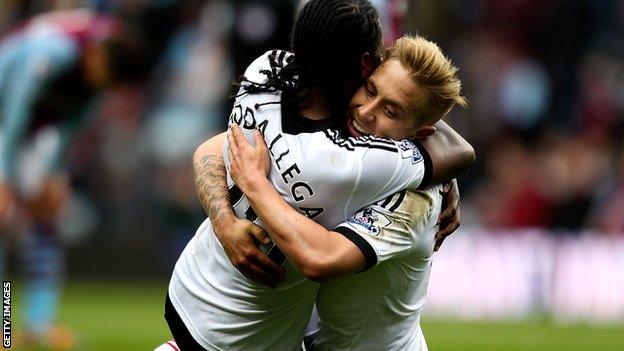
left=436, top=179, right=461, bottom=252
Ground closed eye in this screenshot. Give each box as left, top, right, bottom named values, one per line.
left=384, top=105, right=398, bottom=118
left=364, top=80, right=376, bottom=97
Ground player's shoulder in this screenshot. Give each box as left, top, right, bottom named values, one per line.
left=403, top=185, right=444, bottom=224
left=233, top=49, right=293, bottom=108
left=321, top=129, right=407, bottom=154
left=371, top=186, right=442, bottom=227
left=230, top=90, right=283, bottom=130
left=409, top=184, right=443, bottom=202
left=243, top=49, right=294, bottom=84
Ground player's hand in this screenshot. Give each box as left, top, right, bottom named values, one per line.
left=434, top=178, right=461, bottom=252
left=227, top=124, right=270, bottom=193
left=27, top=173, right=71, bottom=222
left=0, top=180, right=18, bottom=228
left=216, top=217, right=285, bottom=288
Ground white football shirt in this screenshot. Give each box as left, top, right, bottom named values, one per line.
left=168, top=50, right=431, bottom=351
left=312, top=185, right=443, bottom=351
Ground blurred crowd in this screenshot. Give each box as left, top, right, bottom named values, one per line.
left=415, top=0, right=624, bottom=235
left=1, top=0, right=622, bottom=276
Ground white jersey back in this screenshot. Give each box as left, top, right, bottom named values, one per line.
left=313, top=186, right=443, bottom=351
left=169, top=50, right=430, bottom=351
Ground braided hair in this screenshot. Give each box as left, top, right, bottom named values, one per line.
left=237, top=0, right=382, bottom=120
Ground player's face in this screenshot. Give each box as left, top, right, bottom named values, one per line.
left=346, top=59, right=428, bottom=140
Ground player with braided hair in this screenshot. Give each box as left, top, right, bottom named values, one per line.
left=286, top=0, right=383, bottom=121
left=160, top=1, right=472, bottom=350
left=235, top=0, right=383, bottom=130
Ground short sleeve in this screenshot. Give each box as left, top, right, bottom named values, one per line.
left=334, top=189, right=438, bottom=271
left=241, top=49, right=294, bottom=85
left=346, top=137, right=431, bottom=213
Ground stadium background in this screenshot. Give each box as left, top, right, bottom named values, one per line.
left=1, top=0, right=623, bottom=350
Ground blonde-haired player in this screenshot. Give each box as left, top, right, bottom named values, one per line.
left=227, top=34, right=469, bottom=350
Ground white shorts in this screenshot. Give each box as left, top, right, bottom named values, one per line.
left=154, top=340, right=179, bottom=351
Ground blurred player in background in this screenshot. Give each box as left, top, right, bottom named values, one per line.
left=0, top=9, right=147, bottom=350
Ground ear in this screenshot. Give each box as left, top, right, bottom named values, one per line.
left=360, top=53, right=377, bottom=79
left=411, top=125, right=437, bottom=139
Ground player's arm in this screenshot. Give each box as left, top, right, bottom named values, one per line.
left=193, top=133, right=284, bottom=287
left=417, top=121, right=471, bottom=250
left=228, top=127, right=429, bottom=281
left=193, top=133, right=236, bottom=237
left=345, top=120, right=471, bottom=235
left=246, top=181, right=366, bottom=282
left=418, top=120, right=475, bottom=187
left=345, top=119, right=472, bottom=212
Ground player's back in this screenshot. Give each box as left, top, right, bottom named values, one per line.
left=313, top=186, right=443, bottom=351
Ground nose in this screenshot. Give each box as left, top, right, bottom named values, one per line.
left=358, top=100, right=377, bottom=123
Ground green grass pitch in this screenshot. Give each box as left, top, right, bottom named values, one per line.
left=11, top=281, right=624, bottom=350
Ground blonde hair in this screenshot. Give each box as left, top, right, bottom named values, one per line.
left=385, top=35, right=467, bottom=125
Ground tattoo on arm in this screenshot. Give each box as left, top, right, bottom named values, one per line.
left=193, top=154, right=234, bottom=227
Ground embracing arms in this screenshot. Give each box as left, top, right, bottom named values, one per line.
left=193, top=133, right=235, bottom=236
left=227, top=127, right=366, bottom=281
left=421, top=120, right=476, bottom=187
left=226, top=124, right=474, bottom=281
left=193, top=120, right=472, bottom=284
left=193, top=133, right=284, bottom=287
left=422, top=120, right=472, bottom=247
